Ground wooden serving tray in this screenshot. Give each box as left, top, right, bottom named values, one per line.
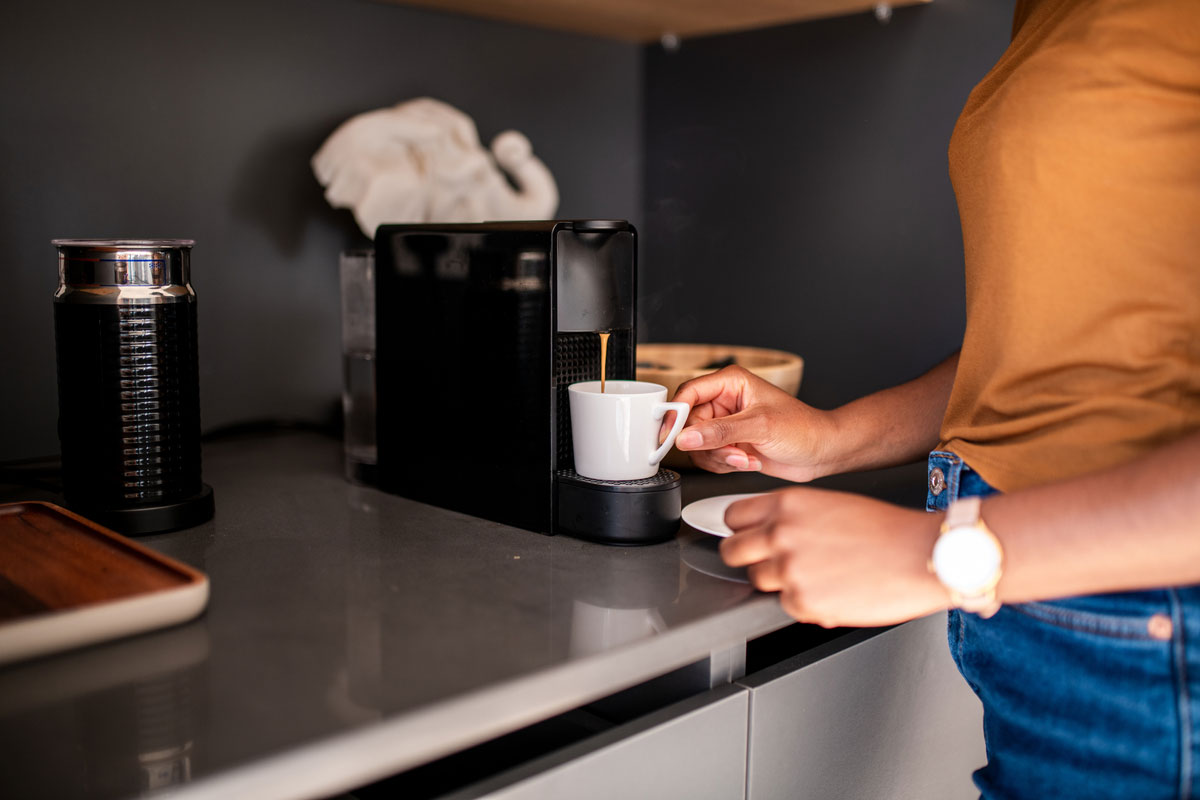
left=0, top=501, right=209, bottom=666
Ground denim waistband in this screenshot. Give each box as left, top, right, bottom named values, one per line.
left=926, top=450, right=1000, bottom=511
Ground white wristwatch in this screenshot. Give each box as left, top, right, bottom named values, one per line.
left=928, top=496, right=1004, bottom=618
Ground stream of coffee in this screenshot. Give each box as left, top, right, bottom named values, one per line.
left=598, top=332, right=610, bottom=393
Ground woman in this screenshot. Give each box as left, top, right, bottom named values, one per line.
left=670, top=1, right=1200, bottom=796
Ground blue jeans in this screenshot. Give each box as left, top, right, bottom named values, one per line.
left=927, top=450, right=1200, bottom=799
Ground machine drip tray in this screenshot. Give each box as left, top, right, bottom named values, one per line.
left=554, top=469, right=681, bottom=545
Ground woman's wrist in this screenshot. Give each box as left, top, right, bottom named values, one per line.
left=781, top=403, right=869, bottom=481
left=815, top=403, right=873, bottom=476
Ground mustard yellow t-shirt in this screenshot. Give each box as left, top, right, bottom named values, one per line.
left=939, top=0, right=1200, bottom=491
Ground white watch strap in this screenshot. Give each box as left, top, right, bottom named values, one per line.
left=944, top=495, right=982, bottom=529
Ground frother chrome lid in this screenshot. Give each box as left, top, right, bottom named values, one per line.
left=54, top=238, right=194, bottom=291
left=52, top=238, right=195, bottom=249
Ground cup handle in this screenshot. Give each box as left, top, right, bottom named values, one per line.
left=650, top=402, right=690, bottom=467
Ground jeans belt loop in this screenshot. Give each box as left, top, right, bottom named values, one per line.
left=926, top=450, right=964, bottom=511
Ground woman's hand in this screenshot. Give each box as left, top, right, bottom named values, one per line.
left=667, top=366, right=839, bottom=482
left=720, top=488, right=949, bottom=628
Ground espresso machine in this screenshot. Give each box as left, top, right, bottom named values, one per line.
left=373, top=220, right=681, bottom=544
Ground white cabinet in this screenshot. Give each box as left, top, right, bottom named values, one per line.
left=740, top=613, right=985, bottom=800
left=429, top=614, right=984, bottom=800
left=450, top=684, right=749, bottom=800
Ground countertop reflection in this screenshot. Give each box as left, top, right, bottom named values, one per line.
left=0, top=433, right=822, bottom=799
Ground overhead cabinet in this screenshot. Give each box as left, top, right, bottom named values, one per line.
left=383, top=0, right=931, bottom=42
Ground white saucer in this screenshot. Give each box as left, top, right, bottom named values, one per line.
left=681, top=493, right=767, bottom=537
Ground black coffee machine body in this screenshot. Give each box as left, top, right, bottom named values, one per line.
left=374, top=220, right=680, bottom=544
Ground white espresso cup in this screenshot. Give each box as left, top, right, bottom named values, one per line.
left=568, top=380, right=690, bottom=481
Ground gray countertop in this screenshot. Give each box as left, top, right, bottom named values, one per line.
left=0, top=433, right=928, bottom=800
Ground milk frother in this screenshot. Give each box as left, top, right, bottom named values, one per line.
left=52, top=239, right=214, bottom=535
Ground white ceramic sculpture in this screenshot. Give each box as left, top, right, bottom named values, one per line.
left=311, top=98, right=559, bottom=238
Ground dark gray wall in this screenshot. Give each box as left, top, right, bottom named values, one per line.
left=2, top=0, right=1015, bottom=462
left=640, top=1, right=1014, bottom=411
left=1, top=0, right=642, bottom=460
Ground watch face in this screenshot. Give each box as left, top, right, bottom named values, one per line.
left=933, top=526, right=1002, bottom=593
